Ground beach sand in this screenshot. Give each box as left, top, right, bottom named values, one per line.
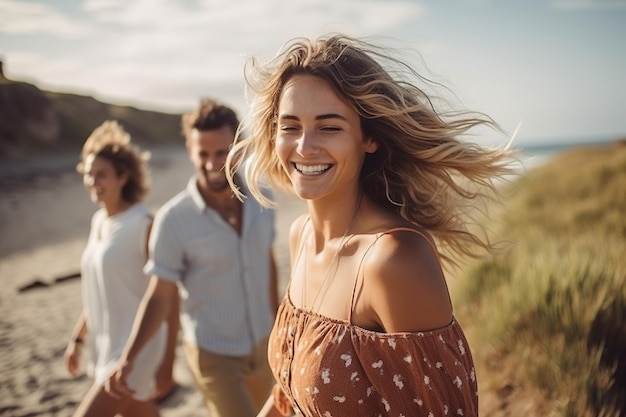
left=0, top=146, right=306, bottom=417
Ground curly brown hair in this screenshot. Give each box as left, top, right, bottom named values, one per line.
left=77, top=120, right=150, bottom=203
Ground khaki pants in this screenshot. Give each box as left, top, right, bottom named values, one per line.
left=183, top=338, right=274, bottom=417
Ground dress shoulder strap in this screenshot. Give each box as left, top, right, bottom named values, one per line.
left=348, top=227, right=443, bottom=322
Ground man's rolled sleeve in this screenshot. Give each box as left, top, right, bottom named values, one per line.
left=144, top=210, right=184, bottom=282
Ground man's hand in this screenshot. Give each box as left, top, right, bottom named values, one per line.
left=153, top=365, right=176, bottom=402
left=106, top=277, right=176, bottom=399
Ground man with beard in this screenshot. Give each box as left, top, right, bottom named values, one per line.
left=107, top=98, right=279, bottom=417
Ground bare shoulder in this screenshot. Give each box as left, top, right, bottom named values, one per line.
left=289, top=215, right=309, bottom=244
left=288, top=215, right=309, bottom=256
left=363, top=228, right=453, bottom=333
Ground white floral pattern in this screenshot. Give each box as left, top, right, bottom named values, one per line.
left=268, top=297, right=479, bottom=416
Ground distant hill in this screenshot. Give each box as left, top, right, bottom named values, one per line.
left=0, top=61, right=183, bottom=159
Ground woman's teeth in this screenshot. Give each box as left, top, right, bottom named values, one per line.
left=294, top=163, right=331, bottom=175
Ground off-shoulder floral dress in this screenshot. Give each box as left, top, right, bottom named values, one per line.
left=267, top=228, right=478, bottom=417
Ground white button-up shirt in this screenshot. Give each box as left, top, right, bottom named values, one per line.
left=145, top=176, right=275, bottom=356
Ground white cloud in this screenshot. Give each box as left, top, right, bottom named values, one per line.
left=4, top=0, right=424, bottom=112
left=4, top=1, right=624, bottom=140
left=49, top=0, right=422, bottom=109
left=82, top=0, right=423, bottom=37
left=72, top=0, right=425, bottom=79
left=0, top=0, right=92, bottom=36
left=83, top=0, right=129, bottom=13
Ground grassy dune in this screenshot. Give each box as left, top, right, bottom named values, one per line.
left=455, top=140, right=626, bottom=416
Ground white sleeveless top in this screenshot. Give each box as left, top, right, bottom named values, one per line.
left=81, top=203, right=166, bottom=400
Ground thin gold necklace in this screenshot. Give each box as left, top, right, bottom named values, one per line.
left=301, top=196, right=362, bottom=312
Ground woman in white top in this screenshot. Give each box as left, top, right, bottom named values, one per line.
left=64, top=121, right=168, bottom=417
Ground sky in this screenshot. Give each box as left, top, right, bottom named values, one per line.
left=1, top=0, right=625, bottom=146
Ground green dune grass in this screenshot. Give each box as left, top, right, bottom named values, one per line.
left=455, top=140, right=626, bottom=416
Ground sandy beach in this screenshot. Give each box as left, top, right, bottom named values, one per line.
left=0, top=146, right=306, bottom=417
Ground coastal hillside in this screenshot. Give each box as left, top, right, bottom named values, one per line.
left=0, top=61, right=182, bottom=159
left=455, top=140, right=626, bottom=416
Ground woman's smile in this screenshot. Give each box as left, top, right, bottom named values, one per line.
left=292, top=163, right=333, bottom=176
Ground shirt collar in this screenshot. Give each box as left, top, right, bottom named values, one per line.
left=186, top=175, right=249, bottom=212
left=187, top=176, right=207, bottom=212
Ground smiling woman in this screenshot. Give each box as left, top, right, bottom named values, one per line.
left=65, top=120, right=174, bottom=417
left=227, top=33, right=517, bottom=417
left=274, top=74, right=378, bottom=202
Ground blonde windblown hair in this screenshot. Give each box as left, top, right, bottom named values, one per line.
left=227, top=33, right=517, bottom=264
